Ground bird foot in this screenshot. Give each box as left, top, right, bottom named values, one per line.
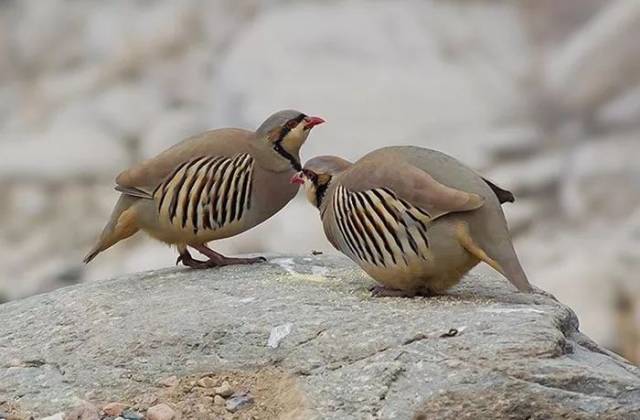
left=215, top=256, right=267, bottom=266
left=368, top=285, right=417, bottom=298
left=176, top=252, right=266, bottom=269
left=176, top=253, right=219, bottom=269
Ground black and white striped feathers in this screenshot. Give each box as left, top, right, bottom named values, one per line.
left=153, top=154, right=254, bottom=235
left=331, top=185, right=431, bottom=269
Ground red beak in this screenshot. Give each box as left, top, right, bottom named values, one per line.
left=290, top=172, right=305, bottom=185
left=304, top=116, right=325, bottom=130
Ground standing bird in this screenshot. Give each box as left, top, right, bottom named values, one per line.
left=85, top=110, right=325, bottom=268
left=291, top=146, right=532, bottom=296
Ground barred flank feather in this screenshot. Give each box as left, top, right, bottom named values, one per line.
left=154, top=154, right=254, bottom=234
left=332, top=186, right=431, bottom=268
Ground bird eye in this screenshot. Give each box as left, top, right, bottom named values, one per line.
left=285, top=120, right=298, bottom=130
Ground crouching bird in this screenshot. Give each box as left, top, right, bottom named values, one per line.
left=85, top=110, right=325, bottom=268
left=291, top=146, right=532, bottom=296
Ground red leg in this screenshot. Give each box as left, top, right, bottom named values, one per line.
left=176, top=248, right=214, bottom=269
left=193, top=244, right=266, bottom=267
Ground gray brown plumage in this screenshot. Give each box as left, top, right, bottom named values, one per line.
left=85, top=110, right=324, bottom=268
left=293, top=146, right=533, bottom=296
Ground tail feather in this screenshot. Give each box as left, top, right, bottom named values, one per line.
left=499, top=254, right=533, bottom=293
left=84, top=195, right=140, bottom=263
left=83, top=248, right=101, bottom=264
left=482, top=177, right=515, bottom=204
left=457, top=222, right=533, bottom=293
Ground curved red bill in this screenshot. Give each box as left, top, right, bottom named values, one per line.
left=304, top=116, right=325, bottom=130
left=290, top=172, right=305, bottom=185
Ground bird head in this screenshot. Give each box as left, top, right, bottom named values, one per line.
left=255, top=110, right=325, bottom=171
left=291, top=155, right=352, bottom=208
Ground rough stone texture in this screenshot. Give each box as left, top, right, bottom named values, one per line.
left=1, top=255, right=639, bottom=419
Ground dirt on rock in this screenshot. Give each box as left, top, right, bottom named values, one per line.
left=127, top=368, right=308, bottom=420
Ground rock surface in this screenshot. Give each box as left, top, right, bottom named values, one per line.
left=1, top=255, right=639, bottom=419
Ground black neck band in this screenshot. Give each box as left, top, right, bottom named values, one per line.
left=274, top=142, right=302, bottom=171
left=273, top=114, right=306, bottom=171
left=315, top=179, right=330, bottom=207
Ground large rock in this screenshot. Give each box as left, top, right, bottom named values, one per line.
left=1, top=255, right=638, bottom=419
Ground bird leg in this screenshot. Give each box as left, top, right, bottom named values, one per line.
left=193, top=244, right=267, bottom=266
left=176, top=249, right=214, bottom=269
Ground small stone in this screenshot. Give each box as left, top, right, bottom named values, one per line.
left=41, top=414, right=65, bottom=420
left=66, top=402, right=100, bottom=420
left=267, top=323, right=293, bottom=348
left=196, top=376, right=216, bottom=388
left=225, top=392, right=254, bottom=413
left=103, top=402, right=127, bottom=417
left=121, top=410, right=144, bottom=420
left=214, top=381, right=234, bottom=397
left=146, top=403, right=176, bottom=420
left=213, top=395, right=226, bottom=406
left=158, top=375, right=178, bottom=387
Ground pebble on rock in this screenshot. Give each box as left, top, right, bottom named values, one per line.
left=196, top=376, right=216, bottom=388
left=225, top=392, right=254, bottom=413
left=66, top=402, right=100, bottom=420
left=214, top=381, right=234, bottom=397
left=121, top=410, right=144, bottom=420
left=146, top=403, right=177, bottom=420
left=103, top=402, right=127, bottom=417
left=213, top=395, right=226, bottom=406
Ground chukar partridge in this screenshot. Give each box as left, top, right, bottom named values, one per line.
left=85, top=110, right=324, bottom=268
left=292, top=146, right=533, bottom=296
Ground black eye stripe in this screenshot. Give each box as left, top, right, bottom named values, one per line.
left=278, top=113, right=307, bottom=141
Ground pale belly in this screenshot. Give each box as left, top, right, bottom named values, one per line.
left=340, top=218, right=480, bottom=293
left=358, top=252, right=479, bottom=293
left=143, top=214, right=259, bottom=245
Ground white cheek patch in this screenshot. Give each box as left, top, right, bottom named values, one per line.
left=304, top=180, right=318, bottom=206
left=282, top=124, right=308, bottom=148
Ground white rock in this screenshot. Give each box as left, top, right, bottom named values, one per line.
left=547, top=0, right=640, bottom=115
left=93, top=82, right=166, bottom=138
left=141, top=108, right=209, bottom=157
left=560, top=135, right=640, bottom=221
left=0, top=121, right=126, bottom=181
left=10, top=0, right=88, bottom=71
left=485, top=152, right=564, bottom=195
left=211, top=1, right=531, bottom=167
left=268, top=323, right=293, bottom=348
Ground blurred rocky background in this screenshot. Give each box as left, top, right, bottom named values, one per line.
left=0, top=0, right=638, bottom=363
